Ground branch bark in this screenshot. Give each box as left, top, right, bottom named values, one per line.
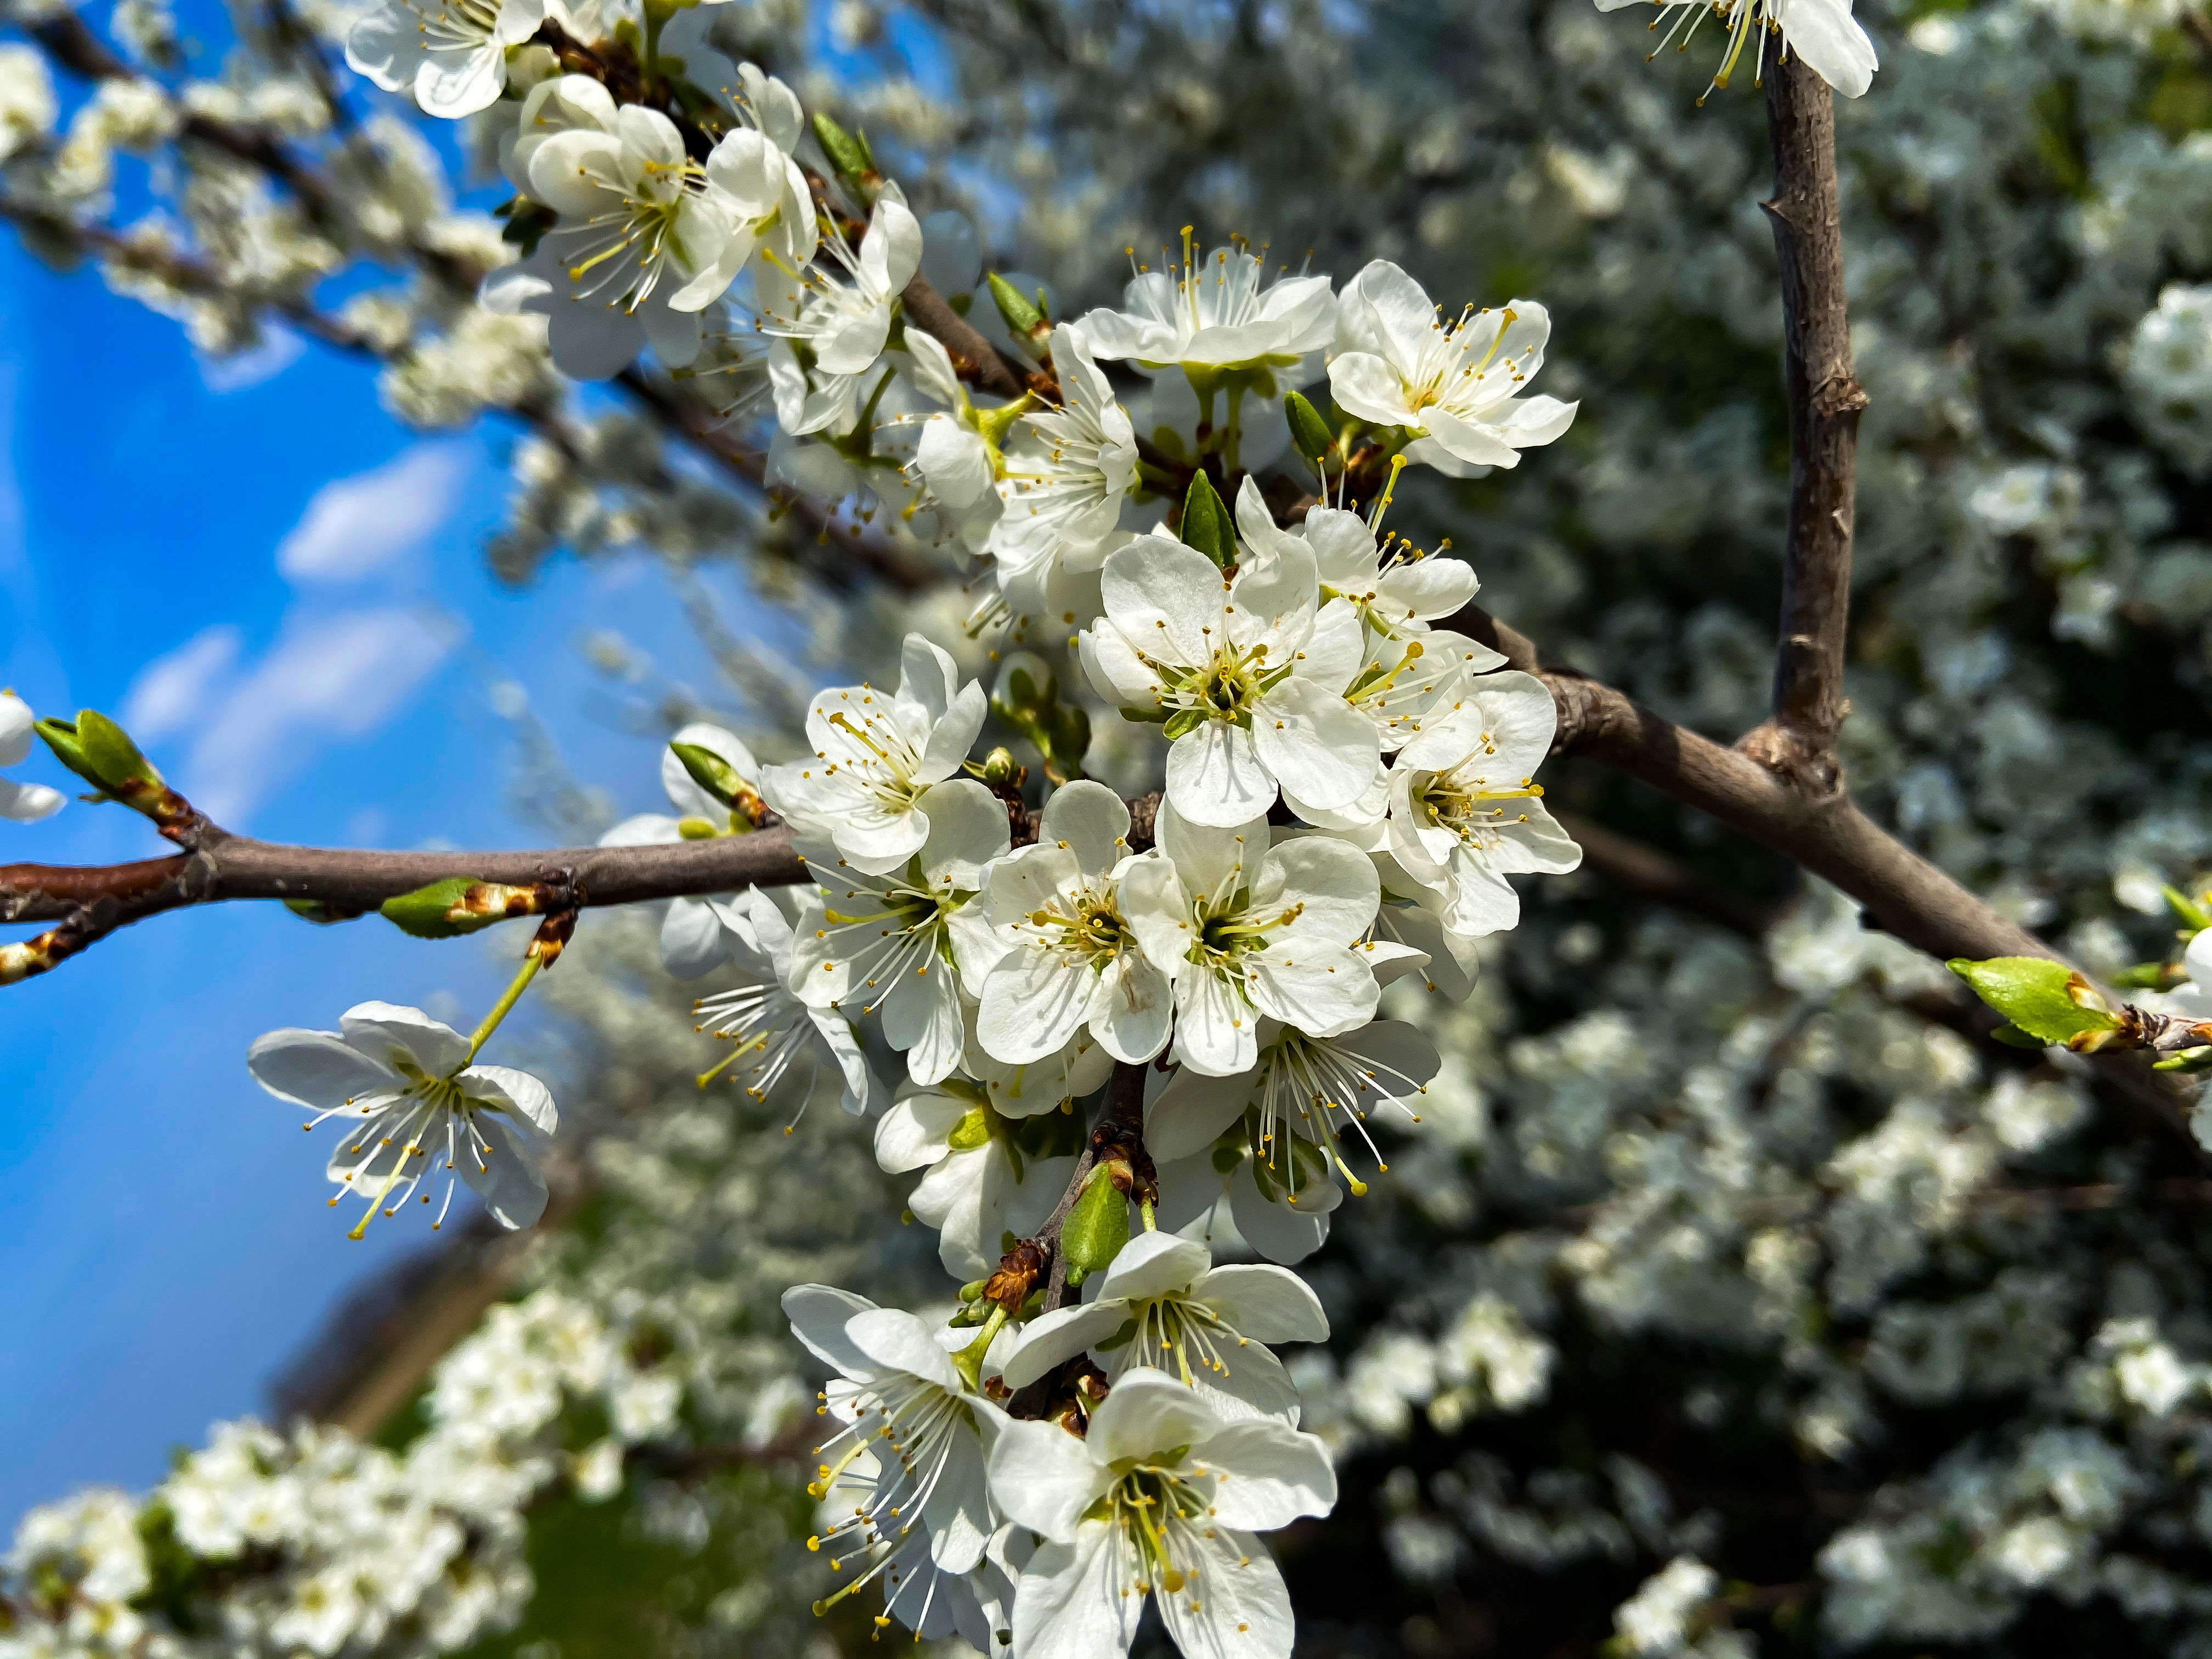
left=1739, top=53, right=1868, bottom=792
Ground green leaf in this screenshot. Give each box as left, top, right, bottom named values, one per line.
left=1180, top=471, right=1235, bottom=567
left=1284, top=390, right=1335, bottom=465
left=1948, top=956, right=2120, bottom=1043
left=986, top=272, right=1048, bottom=345
left=380, top=877, right=537, bottom=939
left=1060, top=1167, right=1130, bottom=1277
left=76, top=709, right=160, bottom=793
left=1989, top=1024, right=2047, bottom=1049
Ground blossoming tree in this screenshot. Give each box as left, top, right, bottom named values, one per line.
left=10, top=0, right=2212, bottom=1654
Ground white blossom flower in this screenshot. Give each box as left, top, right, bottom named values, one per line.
left=1238, top=486, right=1478, bottom=640
left=791, top=780, right=1011, bottom=1086
left=1595, top=0, right=1878, bottom=101
left=975, top=781, right=1176, bottom=1067
left=784, top=1285, right=1007, bottom=1633
left=0, top=692, right=64, bottom=822
left=693, top=887, right=885, bottom=1123
left=1146, top=1017, right=1441, bottom=1187
left=0, top=44, right=58, bottom=162
left=1152, top=1135, right=1344, bottom=1267
left=761, top=197, right=924, bottom=436
left=1120, top=803, right=1382, bottom=1077
left=600, top=720, right=766, bottom=978
left=1613, top=1555, right=1719, bottom=1655
left=873, top=1075, right=1086, bottom=1277
left=1329, top=261, right=1578, bottom=477
left=999, top=1231, right=1328, bottom=1422
left=248, top=1002, right=558, bottom=1233
left=482, top=82, right=741, bottom=379
left=1079, top=500, right=1378, bottom=827
left=1387, top=671, right=1582, bottom=935
left=6, top=1489, right=149, bottom=1650
left=988, top=322, right=1138, bottom=611
left=761, top=633, right=989, bottom=874
left=344, top=0, right=544, bottom=120
left=1081, top=233, right=1336, bottom=380
left=985, top=1367, right=1336, bottom=1659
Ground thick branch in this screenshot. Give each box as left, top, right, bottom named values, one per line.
left=1740, top=54, right=1868, bottom=791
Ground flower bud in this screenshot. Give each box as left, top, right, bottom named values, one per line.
left=668, top=741, right=765, bottom=827
left=978, top=746, right=1025, bottom=791
left=1948, top=955, right=2122, bottom=1046
left=39, top=709, right=192, bottom=828
left=1179, top=470, right=1234, bottom=568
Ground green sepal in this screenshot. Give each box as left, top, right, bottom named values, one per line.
left=1161, top=708, right=1209, bottom=741
left=1179, top=471, right=1235, bottom=567
left=986, top=272, right=1049, bottom=346
left=1060, top=1166, right=1130, bottom=1277
left=1948, top=956, right=2121, bottom=1043
left=946, top=1105, right=994, bottom=1151
left=1284, top=390, right=1335, bottom=465
left=284, top=899, right=362, bottom=926
left=2164, top=884, right=2212, bottom=933
left=379, top=877, right=535, bottom=940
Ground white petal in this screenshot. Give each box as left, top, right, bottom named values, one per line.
left=987, top=1419, right=1108, bottom=1542
left=0, top=692, right=35, bottom=767
left=1096, top=1230, right=1209, bottom=1303
left=874, top=1090, right=966, bottom=1173
left=1158, top=1525, right=1293, bottom=1659
left=659, top=896, right=729, bottom=980
left=1193, top=1420, right=1338, bottom=1530
left=459, top=1111, right=550, bottom=1229
left=340, top=1002, right=471, bottom=1077
left=782, top=1284, right=883, bottom=1380
left=247, top=1028, right=398, bottom=1110
left=999, top=1302, right=1131, bottom=1389
left=1144, top=1067, right=1250, bottom=1162
left=1085, top=1366, right=1226, bottom=1465
left=1782, top=0, right=1878, bottom=95
left=458, top=1064, right=559, bottom=1136
left=1195, top=1265, right=1329, bottom=1344
left=1011, top=1525, right=1143, bottom=1659
left=846, top=1307, right=964, bottom=1391
left=0, top=778, right=66, bottom=822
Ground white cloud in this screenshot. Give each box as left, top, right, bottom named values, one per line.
left=198, top=327, right=306, bottom=394
left=187, top=608, right=455, bottom=825
left=120, top=625, right=241, bottom=742
left=276, top=444, right=469, bottom=583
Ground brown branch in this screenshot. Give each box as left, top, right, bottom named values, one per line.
left=1737, top=55, right=1868, bottom=792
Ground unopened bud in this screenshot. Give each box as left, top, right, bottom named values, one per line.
left=1059, top=1165, right=1130, bottom=1277
left=39, top=710, right=190, bottom=827
left=380, top=877, right=544, bottom=940
left=1948, top=956, right=2123, bottom=1046
left=1284, top=390, right=1336, bottom=465
left=978, top=746, right=1025, bottom=789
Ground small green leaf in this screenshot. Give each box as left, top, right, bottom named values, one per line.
left=380, top=877, right=538, bottom=940
left=284, top=899, right=362, bottom=926
left=1988, top=1024, right=2047, bottom=1049
left=1948, top=956, right=2120, bottom=1043
left=1180, top=471, right=1234, bottom=567
left=986, top=272, right=1049, bottom=345
left=1284, top=391, right=1335, bottom=465
left=33, top=716, right=96, bottom=789
left=1060, top=1166, right=1130, bottom=1277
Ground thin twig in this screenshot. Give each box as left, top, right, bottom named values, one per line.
left=1737, top=54, right=1868, bottom=791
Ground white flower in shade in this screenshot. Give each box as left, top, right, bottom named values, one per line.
left=1081, top=233, right=1336, bottom=379
left=783, top=1286, right=1006, bottom=1635
left=248, top=1002, right=557, bottom=1234
left=1596, top=0, right=1877, bottom=101
left=999, top=1231, right=1328, bottom=1423
left=1152, top=1141, right=1342, bottom=1266
left=791, top=780, right=1012, bottom=1086
left=873, top=1075, right=1087, bottom=1277
left=1387, top=672, right=1583, bottom=935
left=692, top=887, right=885, bottom=1124
left=343, top=0, right=544, bottom=119
left=1147, top=1018, right=1442, bottom=1189
left=985, top=1368, right=1336, bottom=1659
left=2158, top=929, right=2212, bottom=1022
left=761, top=198, right=924, bottom=436
left=905, top=331, right=1007, bottom=554
left=1119, top=803, right=1381, bottom=1077
left=1342, top=629, right=1510, bottom=756
left=988, top=323, right=1139, bottom=611
left=598, top=721, right=765, bottom=979
left=1369, top=891, right=1482, bottom=1001
left=761, top=633, right=990, bottom=876
left=0, top=692, right=63, bottom=822
left=975, top=781, right=1175, bottom=1068
left=1079, top=498, right=1378, bottom=827
left=1329, top=261, right=1578, bottom=478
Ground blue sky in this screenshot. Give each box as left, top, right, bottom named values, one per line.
left=0, top=236, right=770, bottom=1520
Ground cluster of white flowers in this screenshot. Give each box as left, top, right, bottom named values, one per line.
left=0, top=1289, right=696, bottom=1659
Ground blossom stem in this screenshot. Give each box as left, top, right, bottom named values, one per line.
left=466, top=952, right=544, bottom=1064
left=952, top=1303, right=1008, bottom=1389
